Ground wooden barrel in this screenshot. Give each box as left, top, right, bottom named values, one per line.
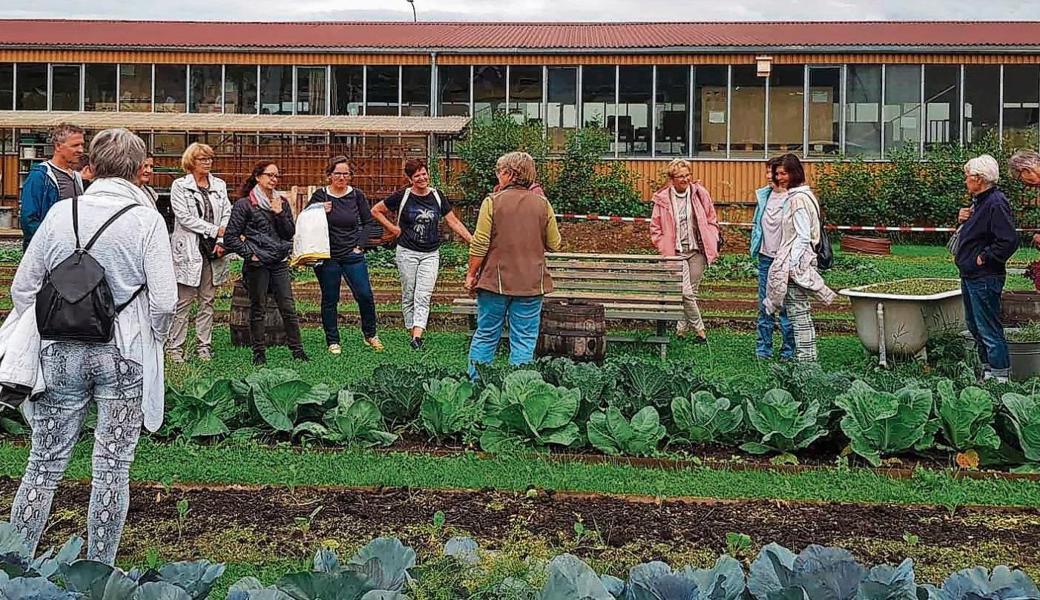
left=841, top=235, right=892, bottom=255
left=229, top=282, right=288, bottom=347
left=536, top=300, right=607, bottom=363
left=1002, top=290, right=1040, bottom=327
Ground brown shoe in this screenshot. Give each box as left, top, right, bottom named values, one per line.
left=364, top=336, right=385, bottom=352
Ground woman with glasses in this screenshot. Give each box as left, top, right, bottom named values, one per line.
left=649, top=159, right=721, bottom=344
left=308, top=156, right=383, bottom=354
left=167, top=143, right=232, bottom=363
left=223, top=161, right=308, bottom=366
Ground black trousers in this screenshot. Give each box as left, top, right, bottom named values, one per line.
left=241, top=262, right=303, bottom=354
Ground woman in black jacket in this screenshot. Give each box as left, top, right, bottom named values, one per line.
left=308, top=156, right=382, bottom=355
left=223, top=160, right=308, bottom=365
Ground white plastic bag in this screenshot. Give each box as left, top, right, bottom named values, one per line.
left=291, top=203, right=331, bottom=266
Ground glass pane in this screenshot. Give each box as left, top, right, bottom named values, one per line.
left=401, top=65, right=431, bottom=116
left=581, top=65, right=616, bottom=154
left=438, top=65, right=470, bottom=116
left=654, top=66, right=688, bottom=157
left=473, top=65, right=506, bottom=118
left=366, top=66, right=399, bottom=116
left=768, top=65, right=804, bottom=156
left=508, top=65, right=543, bottom=124
left=547, top=67, right=577, bottom=152
left=154, top=65, right=186, bottom=113
left=618, top=66, right=652, bottom=157
left=730, top=65, right=766, bottom=158
left=16, top=63, right=47, bottom=111
left=189, top=65, right=222, bottom=113
left=807, top=67, right=841, bottom=157
left=884, top=65, right=922, bottom=155
left=1003, top=65, right=1039, bottom=148
left=51, top=65, right=81, bottom=111
left=845, top=64, right=882, bottom=158
left=260, top=66, right=292, bottom=115
left=224, top=65, right=257, bottom=114
left=296, top=66, right=327, bottom=115
left=84, top=64, right=116, bottom=112
left=923, top=65, right=960, bottom=150
left=0, top=63, right=12, bottom=110
left=963, top=65, right=999, bottom=146
left=332, top=66, right=364, bottom=115
left=120, top=64, right=152, bottom=112
left=693, top=65, right=728, bottom=157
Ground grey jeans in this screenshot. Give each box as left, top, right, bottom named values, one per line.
left=395, top=246, right=440, bottom=331
left=167, top=258, right=216, bottom=354
left=10, top=342, right=144, bottom=565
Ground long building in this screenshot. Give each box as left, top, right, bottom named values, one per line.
left=0, top=20, right=1039, bottom=203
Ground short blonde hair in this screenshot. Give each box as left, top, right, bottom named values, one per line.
left=964, top=154, right=1000, bottom=185
left=1009, top=150, right=1040, bottom=179
left=496, top=151, right=536, bottom=187
left=181, top=142, right=215, bottom=173
left=666, top=159, right=692, bottom=178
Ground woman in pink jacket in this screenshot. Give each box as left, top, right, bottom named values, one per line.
left=650, top=159, right=721, bottom=343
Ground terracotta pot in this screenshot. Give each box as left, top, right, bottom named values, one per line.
left=841, top=235, right=892, bottom=255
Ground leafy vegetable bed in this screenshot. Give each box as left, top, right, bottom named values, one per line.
left=856, top=278, right=961, bottom=296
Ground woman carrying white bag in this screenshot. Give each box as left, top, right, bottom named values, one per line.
left=305, top=156, right=382, bottom=355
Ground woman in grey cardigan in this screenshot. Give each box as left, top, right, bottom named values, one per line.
left=8, top=128, right=178, bottom=564
left=166, top=142, right=232, bottom=363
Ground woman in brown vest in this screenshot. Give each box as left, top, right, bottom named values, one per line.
left=465, top=152, right=562, bottom=379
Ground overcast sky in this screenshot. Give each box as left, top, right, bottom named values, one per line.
left=0, top=0, right=1036, bottom=22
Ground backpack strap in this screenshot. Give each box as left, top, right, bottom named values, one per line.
left=430, top=188, right=443, bottom=211
left=396, top=188, right=412, bottom=226
left=72, top=182, right=82, bottom=250
left=83, top=204, right=141, bottom=252
left=115, top=285, right=146, bottom=313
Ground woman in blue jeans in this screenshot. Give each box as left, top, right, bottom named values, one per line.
left=308, top=156, right=382, bottom=354
left=750, top=156, right=795, bottom=359
left=955, top=155, right=1019, bottom=383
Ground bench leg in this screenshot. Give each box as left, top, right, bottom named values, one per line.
left=657, top=320, right=667, bottom=360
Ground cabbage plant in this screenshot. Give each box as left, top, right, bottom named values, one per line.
left=934, top=380, right=1000, bottom=453
left=670, top=391, right=744, bottom=445
left=835, top=381, right=938, bottom=466
left=420, top=377, right=481, bottom=443
left=231, top=368, right=331, bottom=433
left=1001, top=392, right=1040, bottom=464
left=165, top=378, right=241, bottom=439
left=586, top=406, right=666, bottom=457
left=479, top=370, right=581, bottom=452
left=741, top=389, right=829, bottom=456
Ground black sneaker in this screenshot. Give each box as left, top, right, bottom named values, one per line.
left=410, top=337, right=424, bottom=350
left=693, top=335, right=708, bottom=345
left=293, top=350, right=310, bottom=362
left=252, top=351, right=267, bottom=366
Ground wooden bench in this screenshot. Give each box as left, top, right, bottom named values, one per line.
left=451, top=253, right=687, bottom=359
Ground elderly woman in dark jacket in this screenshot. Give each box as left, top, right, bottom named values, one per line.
left=956, top=154, right=1019, bottom=384
left=223, top=160, right=308, bottom=365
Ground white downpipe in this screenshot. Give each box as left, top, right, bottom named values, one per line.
left=877, top=302, right=887, bottom=368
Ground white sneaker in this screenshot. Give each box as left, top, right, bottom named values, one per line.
left=328, top=344, right=342, bottom=355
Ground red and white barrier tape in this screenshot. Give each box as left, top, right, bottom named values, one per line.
left=555, top=213, right=1040, bottom=233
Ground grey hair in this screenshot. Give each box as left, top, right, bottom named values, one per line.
left=1009, top=150, right=1040, bottom=178
left=49, top=122, right=84, bottom=146
left=963, top=154, right=1000, bottom=185
left=88, top=128, right=147, bottom=182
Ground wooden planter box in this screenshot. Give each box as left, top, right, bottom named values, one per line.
left=841, top=235, right=892, bottom=255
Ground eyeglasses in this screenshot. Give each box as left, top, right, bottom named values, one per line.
left=262, top=172, right=280, bottom=178
left=198, top=157, right=214, bottom=163
left=331, top=172, right=351, bottom=178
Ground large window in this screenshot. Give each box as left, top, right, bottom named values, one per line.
left=189, top=65, right=222, bottom=113
left=655, top=66, right=689, bottom=156
left=807, top=66, right=841, bottom=157
left=332, top=66, right=363, bottom=115
left=0, top=63, right=12, bottom=110
left=925, top=65, right=960, bottom=149
left=224, top=65, right=258, bottom=114
left=581, top=65, right=616, bottom=154
left=296, top=66, right=327, bottom=115
left=84, top=64, right=117, bottom=112
left=51, top=65, right=81, bottom=111
left=884, top=65, right=922, bottom=155
left=693, top=65, right=728, bottom=157
left=768, top=65, right=804, bottom=156
left=730, top=65, right=765, bottom=158
left=547, top=67, right=577, bottom=151
left=438, top=65, right=470, bottom=116
left=1003, top=65, right=1040, bottom=149
left=845, top=64, right=882, bottom=158
left=963, top=65, right=1000, bottom=145
left=401, top=66, right=431, bottom=116
left=473, top=65, right=506, bottom=118
left=617, top=66, right=652, bottom=157
left=260, top=66, right=292, bottom=115
left=120, top=64, right=152, bottom=112
left=154, top=65, right=187, bottom=113
left=16, top=64, right=47, bottom=110
left=508, top=65, right=543, bottom=124
left=366, top=66, right=399, bottom=116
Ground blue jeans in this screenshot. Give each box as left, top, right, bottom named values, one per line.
left=757, top=255, right=795, bottom=359
left=316, top=253, right=377, bottom=344
left=962, top=275, right=1009, bottom=375
left=468, top=291, right=543, bottom=380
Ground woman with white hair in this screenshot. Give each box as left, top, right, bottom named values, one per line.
left=7, top=128, right=177, bottom=563
left=1008, top=149, right=1040, bottom=248
left=956, top=154, right=1019, bottom=383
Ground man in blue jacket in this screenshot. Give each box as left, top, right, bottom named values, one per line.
left=19, top=123, right=85, bottom=249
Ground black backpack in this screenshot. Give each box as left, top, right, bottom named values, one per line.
left=35, top=192, right=143, bottom=343
left=793, top=190, right=833, bottom=271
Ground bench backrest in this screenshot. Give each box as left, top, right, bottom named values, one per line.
left=546, top=253, right=685, bottom=306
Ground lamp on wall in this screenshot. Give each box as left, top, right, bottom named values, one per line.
left=756, top=55, right=773, bottom=78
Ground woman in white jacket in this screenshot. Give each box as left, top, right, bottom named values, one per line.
left=166, top=143, right=232, bottom=363
left=8, top=128, right=177, bottom=564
